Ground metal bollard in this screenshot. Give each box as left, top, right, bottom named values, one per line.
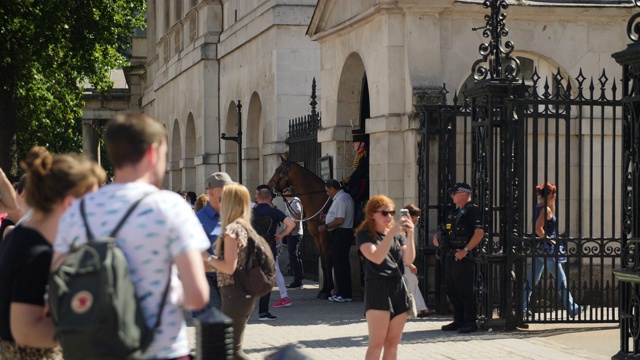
left=194, top=308, right=234, bottom=360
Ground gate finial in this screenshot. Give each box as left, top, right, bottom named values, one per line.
left=471, top=0, right=520, bottom=81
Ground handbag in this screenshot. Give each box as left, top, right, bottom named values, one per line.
left=222, top=220, right=276, bottom=297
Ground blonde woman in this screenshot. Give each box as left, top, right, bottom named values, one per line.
left=0, top=147, right=103, bottom=360
left=205, top=183, right=256, bottom=360
left=356, top=195, right=415, bottom=360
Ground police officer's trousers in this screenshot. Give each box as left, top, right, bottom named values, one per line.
left=444, top=255, right=476, bottom=325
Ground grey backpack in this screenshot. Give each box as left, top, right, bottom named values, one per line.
left=48, top=194, right=170, bottom=360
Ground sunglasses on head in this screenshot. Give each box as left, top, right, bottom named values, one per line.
left=374, top=210, right=396, bottom=217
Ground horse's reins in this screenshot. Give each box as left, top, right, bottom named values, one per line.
left=267, top=162, right=331, bottom=223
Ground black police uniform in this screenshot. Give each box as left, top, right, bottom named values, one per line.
left=442, top=201, right=482, bottom=331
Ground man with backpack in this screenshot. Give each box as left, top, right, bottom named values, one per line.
left=52, top=113, right=210, bottom=359
left=253, top=186, right=295, bottom=320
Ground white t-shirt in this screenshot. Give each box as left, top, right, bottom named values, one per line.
left=285, top=197, right=303, bottom=236
left=325, top=190, right=355, bottom=230
left=55, top=182, right=209, bottom=359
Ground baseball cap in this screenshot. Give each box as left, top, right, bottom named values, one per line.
left=205, top=172, right=234, bottom=189
left=448, top=182, right=472, bottom=196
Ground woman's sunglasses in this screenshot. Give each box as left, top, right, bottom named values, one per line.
left=374, top=210, right=396, bottom=217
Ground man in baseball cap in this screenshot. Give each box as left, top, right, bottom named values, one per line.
left=194, top=171, right=235, bottom=314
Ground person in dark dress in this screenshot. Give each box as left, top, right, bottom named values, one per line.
left=0, top=147, right=104, bottom=359
left=356, top=195, right=415, bottom=360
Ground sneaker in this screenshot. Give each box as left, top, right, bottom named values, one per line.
left=258, top=313, right=277, bottom=321
left=287, top=282, right=303, bottom=289
left=272, top=298, right=292, bottom=308
left=329, top=295, right=352, bottom=302
left=441, top=322, right=462, bottom=331
left=458, top=323, right=478, bottom=334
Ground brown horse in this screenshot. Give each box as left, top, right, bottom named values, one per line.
left=267, top=155, right=334, bottom=298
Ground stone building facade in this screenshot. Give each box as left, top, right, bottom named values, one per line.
left=138, top=0, right=319, bottom=193
left=307, top=0, right=635, bottom=221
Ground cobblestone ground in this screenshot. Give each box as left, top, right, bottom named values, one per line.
left=187, top=277, right=618, bottom=359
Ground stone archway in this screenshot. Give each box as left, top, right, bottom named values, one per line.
left=183, top=113, right=196, bottom=193
left=223, top=101, right=238, bottom=180
left=336, top=52, right=370, bottom=181
left=246, top=92, right=262, bottom=189
left=171, top=119, right=182, bottom=191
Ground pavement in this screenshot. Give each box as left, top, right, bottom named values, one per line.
left=187, top=276, right=620, bottom=359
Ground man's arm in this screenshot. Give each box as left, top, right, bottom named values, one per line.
left=174, top=249, right=209, bottom=310
left=275, top=217, right=295, bottom=241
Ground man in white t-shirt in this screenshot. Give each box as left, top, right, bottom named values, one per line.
left=53, top=113, right=210, bottom=359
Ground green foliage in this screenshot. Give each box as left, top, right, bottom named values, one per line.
left=0, top=0, right=146, bottom=169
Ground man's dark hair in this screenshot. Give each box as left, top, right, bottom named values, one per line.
left=283, top=186, right=296, bottom=195
left=325, top=179, right=341, bottom=190
left=105, top=113, right=167, bottom=169
left=256, top=184, right=274, bottom=198
left=187, top=191, right=197, bottom=204
left=256, top=188, right=273, bottom=201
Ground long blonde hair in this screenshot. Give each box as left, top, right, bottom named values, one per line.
left=215, top=183, right=252, bottom=255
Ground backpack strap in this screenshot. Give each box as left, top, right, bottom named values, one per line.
left=79, top=192, right=155, bottom=242
left=79, top=191, right=170, bottom=331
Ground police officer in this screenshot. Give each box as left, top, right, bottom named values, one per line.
left=433, top=182, right=484, bottom=334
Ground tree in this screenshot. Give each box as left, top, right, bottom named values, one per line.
left=0, top=0, right=146, bottom=176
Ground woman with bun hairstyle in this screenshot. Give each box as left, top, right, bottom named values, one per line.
left=0, top=147, right=104, bottom=359
left=356, top=195, right=415, bottom=360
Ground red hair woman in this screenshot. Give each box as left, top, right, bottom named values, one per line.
left=355, top=195, right=415, bottom=360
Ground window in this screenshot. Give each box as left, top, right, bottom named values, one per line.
left=164, top=0, right=170, bottom=32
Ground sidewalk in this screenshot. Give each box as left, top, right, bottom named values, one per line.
left=187, top=277, right=619, bottom=359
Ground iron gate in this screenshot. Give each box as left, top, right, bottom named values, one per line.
left=417, top=2, right=623, bottom=327
left=286, top=78, right=322, bottom=279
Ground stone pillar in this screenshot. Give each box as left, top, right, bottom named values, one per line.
left=82, top=119, right=97, bottom=160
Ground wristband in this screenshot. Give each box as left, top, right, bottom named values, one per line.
left=464, top=246, right=470, bottom=252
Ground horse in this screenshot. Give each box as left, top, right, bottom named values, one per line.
left=267, top=154, right=334, bottom=298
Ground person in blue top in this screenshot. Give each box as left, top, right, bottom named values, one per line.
left=523, top=182, right=587, bottom=319
left=195, top=172, right=235, bottom=315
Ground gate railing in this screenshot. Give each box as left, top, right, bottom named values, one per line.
left=612, top=4, right=640, bottom=358
left=417, top=0, right=623, bottom=329
left=286, top=78, right=322, bottom=280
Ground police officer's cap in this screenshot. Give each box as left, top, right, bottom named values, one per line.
left=448, top=182, right=472, bottom=196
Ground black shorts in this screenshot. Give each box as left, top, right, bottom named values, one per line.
left=364, top=277, right=409, bottom=319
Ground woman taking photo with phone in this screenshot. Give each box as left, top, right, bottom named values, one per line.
left=356, top=195, right=415, bottom=360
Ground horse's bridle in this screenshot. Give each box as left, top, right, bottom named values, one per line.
left=267, top=161, right=331, bottom=222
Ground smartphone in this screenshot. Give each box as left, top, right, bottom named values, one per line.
left=400, top=209, right=409, bottom=218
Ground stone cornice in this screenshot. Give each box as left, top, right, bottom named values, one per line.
left=307, top=0, right=454, bottom=41
left=218, top=2, right=316, bottom=58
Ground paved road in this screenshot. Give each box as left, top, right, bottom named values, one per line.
left=188, top=277, right=619, bottom=359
